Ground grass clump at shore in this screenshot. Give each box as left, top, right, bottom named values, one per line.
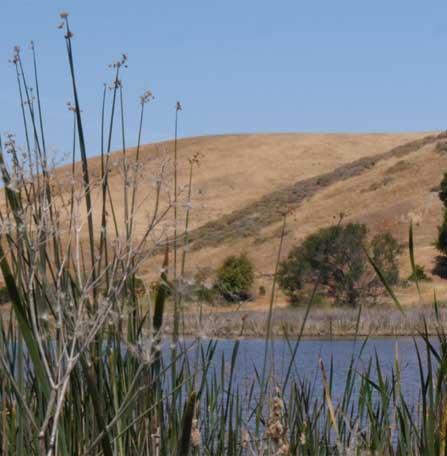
left=1, top=13, right=447, bottom=455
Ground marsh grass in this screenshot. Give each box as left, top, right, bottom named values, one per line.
left=178, top=305, right=447, bottom=338
left=0, top=14, right=446, bottom=455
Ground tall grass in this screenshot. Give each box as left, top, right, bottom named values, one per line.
left=0, top=14, right=446, bottom=455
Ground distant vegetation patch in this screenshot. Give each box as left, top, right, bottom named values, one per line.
left=215, top=253, right=255, bottom=303
left=363, top=176, right=393, bottom=193
left=435, top=141, right=447, bottom=154
left=278, top=223, right=401, bottom=308
left=385, top=159, right=413, bottom=175
left=193, top=255, right=256, bottom=304
left=407, top=264, right=432, bottom=283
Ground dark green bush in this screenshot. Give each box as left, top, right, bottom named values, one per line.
left=215, top=253, right=254, bottom=302
left=437, top=173, right=447, bottom=257
left=407, top=264, right=432, bottom=283
left=439, top=172, right=447, bottom=207
left=437, top=211, right=447, bottom=255
left=278, top=223, right=401, bottom=307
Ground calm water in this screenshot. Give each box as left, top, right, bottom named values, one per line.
left=178, top=336, right=430, bottom=406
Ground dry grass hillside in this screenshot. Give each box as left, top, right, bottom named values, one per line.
left=52, top=130, right=447, bottom=308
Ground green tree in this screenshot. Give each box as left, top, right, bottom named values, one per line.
left=278, top=224, right=401, bottom=307
left=437, top=172, right=447, bottom=255
left=439, top=172, right=447, bottom=206
left=216, top=253, right=254, bottom=302
left=437, top=211, right=447, bottom=254
left=370, top=232, right=402, bottom=286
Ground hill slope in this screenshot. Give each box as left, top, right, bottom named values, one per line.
left=62, top=131, right=447, bottom=306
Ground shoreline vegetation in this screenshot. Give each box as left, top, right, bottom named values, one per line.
left=2, top=301, right=443, bottom=338
left=172, top=305, right=447, bottom=338
left=2, top=12, right=447, bottom=455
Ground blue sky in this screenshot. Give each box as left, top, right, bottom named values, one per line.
left=1, top=1, right=447, bottom=158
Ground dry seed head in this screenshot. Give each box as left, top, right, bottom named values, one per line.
left=190, top=419, right=201, bottom=448
left=140, top=89, right=154, bottom=104
left=112, top=79, right=122, bottom=89
left=65, top=31, right=74, bottom=39
left=267, top=420, right=283, bottom=439
left=266, top=391, right=287, bottom=443
left=176, top=101, right=182, bottom=111
left=66, top=102, right=78, bottom=113
left=10, top=46, right=20, bottom=64
left=241, top=428, right=250, bottom=448
left=273, top=397, right=284, bottom=413
left=188, top=151, right=201, bottom=166
left=276, top=443, right=290, bottom=455
left=60, top=11, right=69, bottom=18
left=109, top=54, right=128, bottom=69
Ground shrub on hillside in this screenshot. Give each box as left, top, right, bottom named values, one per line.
left=278, top=223, right=401, bottom=307
left=215, top=253, right=254, bottom=302
left=435, top=141, right=447, bottom=155
left=439, top=172, right=447, bottom=205
left=407, top=264, right=432, bottom=283
left=437, top=211, right=447, bottom=254
left=437, top=172, right=447, bottom=258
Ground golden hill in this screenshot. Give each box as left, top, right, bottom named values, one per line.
left=56, top=131, right=447, bottom=307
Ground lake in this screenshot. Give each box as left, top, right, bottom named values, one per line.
left=176, top=336, right=429, bottom=407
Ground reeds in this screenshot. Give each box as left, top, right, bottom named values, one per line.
left=0, top=14, right=446, bottom=455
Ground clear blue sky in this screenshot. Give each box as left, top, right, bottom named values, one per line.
left=1, top=0, right=447, bottom=158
